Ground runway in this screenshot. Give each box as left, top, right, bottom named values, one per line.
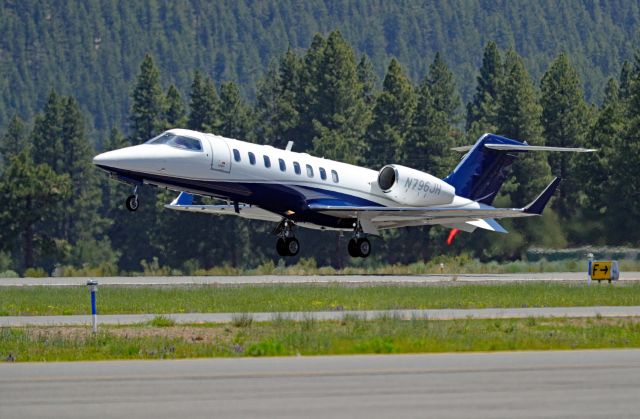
left=1, top=350, right=639, bottom=419
left=2, top=305, right=639, bottom=326
left=1, top=271, right=639, bottom=286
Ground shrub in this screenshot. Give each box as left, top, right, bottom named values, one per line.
left=0, top=270, right=19, bottom=278
left=24, top=267, right=47, bottom=277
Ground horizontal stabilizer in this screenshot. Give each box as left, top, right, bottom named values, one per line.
left=452, top=144, right=596, bottom=153
left=523, top=177, right=562, bottom=215
left=443, top=218, right=508, bottom=234
left=483, top=144, right=596, bottom=152
left=467, top=218, right=508, bottom=233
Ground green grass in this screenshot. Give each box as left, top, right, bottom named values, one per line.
left=147, top=315, right=176, bottom=327
left=1, top=283, right=640, bottom=316
left=2, top=316, right=640, bottom=362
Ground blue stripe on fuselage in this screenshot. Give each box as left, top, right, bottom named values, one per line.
left=96, top=165, right=381, bottom=228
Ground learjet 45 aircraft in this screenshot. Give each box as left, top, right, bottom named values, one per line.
left=93, top=129, right=593, bottom=258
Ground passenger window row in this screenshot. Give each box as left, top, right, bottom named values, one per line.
left=233, top=148, right=339, bottom=183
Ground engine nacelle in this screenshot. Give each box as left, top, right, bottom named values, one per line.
left=377, top=164, right=456, bottom=206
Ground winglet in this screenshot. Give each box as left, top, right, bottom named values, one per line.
left=522, top=177, right=562, bottom=215
left=170, top=192, right=193, bottom=206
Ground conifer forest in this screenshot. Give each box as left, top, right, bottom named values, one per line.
left=1, top=1, right=639, bottom=275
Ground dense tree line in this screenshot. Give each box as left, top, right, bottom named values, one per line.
left=1, top=32, right=640, bottom=275
left=1, top=1, right=639, bottom=137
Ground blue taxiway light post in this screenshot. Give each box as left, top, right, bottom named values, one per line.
left=87, top=280, right=98, bottom=333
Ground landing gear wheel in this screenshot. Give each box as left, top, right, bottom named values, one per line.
left=285, top=237, right=300, bottom=256
left=356, top=238, right=371, bottom=258
left=276, top=238, right=287, bottom=256
left=348, top=237, right=371, bottom=258
left=348, top=238, right=359, bottom=257
left=125, top=195, right=139, bottom=212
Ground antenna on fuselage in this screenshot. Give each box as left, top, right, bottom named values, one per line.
left=285, top=141, right=294, bottom=151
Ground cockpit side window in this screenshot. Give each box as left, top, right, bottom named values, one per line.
left=146, top=133, right=202, bottom=151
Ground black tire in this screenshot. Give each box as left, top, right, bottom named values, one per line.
left=357, top=238, right=371, bottom=258
left=347, top=238, right=359, bottom=257
left=125, top=195, right=139, bottom=212
left=285, top=237, right=300, bottom=256
left=276, top=238, right=287, bottom=256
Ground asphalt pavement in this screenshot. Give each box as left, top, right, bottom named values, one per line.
left=1, top=350, right=639, bottom=419
left=2, top=305, right=640, bottom=326
left=1, top=271, right=639, bottom=286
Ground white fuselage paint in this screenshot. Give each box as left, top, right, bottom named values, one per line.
left=93, top=129, right=485, bottom=230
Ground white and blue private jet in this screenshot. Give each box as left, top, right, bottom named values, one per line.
left=93, top=129, right=593, bottom=258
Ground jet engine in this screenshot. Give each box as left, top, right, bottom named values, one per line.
left=377, top=164, right=456, bottom=206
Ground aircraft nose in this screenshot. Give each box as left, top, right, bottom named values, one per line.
left=92, top=151, right=112, bottom=166
left=93, top=149, right=127, bottom=168
left=92, top=147, right=143, bottom=171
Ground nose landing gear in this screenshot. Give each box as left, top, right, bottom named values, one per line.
left=125, top=186, right=139, bottom=212
left=274, top=219, right=299, bottom=257
left=347, top=220, right=371, bottom=258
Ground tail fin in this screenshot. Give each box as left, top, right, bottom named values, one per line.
left=444, top=133, right=593, bottom=204
left=444, top=133, right=523, bottom=205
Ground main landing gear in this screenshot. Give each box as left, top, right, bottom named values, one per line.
left=274, top=219, right=299, bottom=257
left=347, top=220, right=371, bottom=258
left=125, top=186, right=139, bottom=212
left=348, top=237, right=371, bottom=258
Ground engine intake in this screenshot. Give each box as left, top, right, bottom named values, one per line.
left=377, top=164, right=456, bottom=206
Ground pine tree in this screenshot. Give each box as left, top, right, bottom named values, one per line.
left=0, top=150, right=70, bottom=270
left=254, top=49, right=303, bottom=148
left=130, top=54, right=165, bottom=144
left=31, top=90, right=64, bottom=172
left=540, top=53, right=590, bottom=218
left=619, top=60, right=633, bottom=101
left=404, top=79, right=454, bottom=178
left=163, top=84, right=187, bottom=128
left=218, top=81, right=252, bottom=140
left=607, top=54, right=640, bottom=244
left=356, top=54, right=377, bottom=107
left=298, top=34, right=329, bottom=152
left=59, top=96, right=104, bottom=245
left=427, top=52, right=462, bottom=125
left=466, top=41, right=503, bottom=137
left=187, top=71, right=221, bottom=132
left=0, top=115, right=27, bottom=165
left=574, top=78, right=622, bottom=228
left=496, top=49, right=551, bottom=204
left=365, top=58, right=416, bottom=167
left=308, top=31, right=370, bottom=164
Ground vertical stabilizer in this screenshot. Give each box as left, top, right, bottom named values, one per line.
left=444, top=133, right=525, bottom=204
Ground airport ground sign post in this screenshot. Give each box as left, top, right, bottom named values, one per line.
left=87, top=280, right=98, bottom=333
left=587, top=256, right=619, bottom=284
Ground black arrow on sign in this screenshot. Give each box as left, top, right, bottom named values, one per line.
left=600, top=265, right=609, bottom=274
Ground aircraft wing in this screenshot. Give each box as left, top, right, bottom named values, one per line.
left=165, top=192, right=282, bottom=222
left=308, top=177, right=561, bottom=233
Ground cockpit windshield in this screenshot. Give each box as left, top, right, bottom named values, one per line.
left=146, top=133, right=203, bottom=151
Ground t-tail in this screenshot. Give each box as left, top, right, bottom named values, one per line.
left=444, top=133, right=595, bottom=205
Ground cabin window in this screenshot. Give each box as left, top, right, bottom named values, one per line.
left=279, top=158, right=286, bottom=172
left=306, top=164, right=314, bottom=178
left=263, top=155, right=271, bottom=168
left=248, top=152, right=256, bottom=165
left=233, top=149, right=241, bottom=162
left=319, top=167, right=327, bottom=180
left=331, top=170, right=339, bottom=183
left=293, top=162, right=301, bottom=175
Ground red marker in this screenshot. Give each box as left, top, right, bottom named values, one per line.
left=447, top=228, right=460, bottom=246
